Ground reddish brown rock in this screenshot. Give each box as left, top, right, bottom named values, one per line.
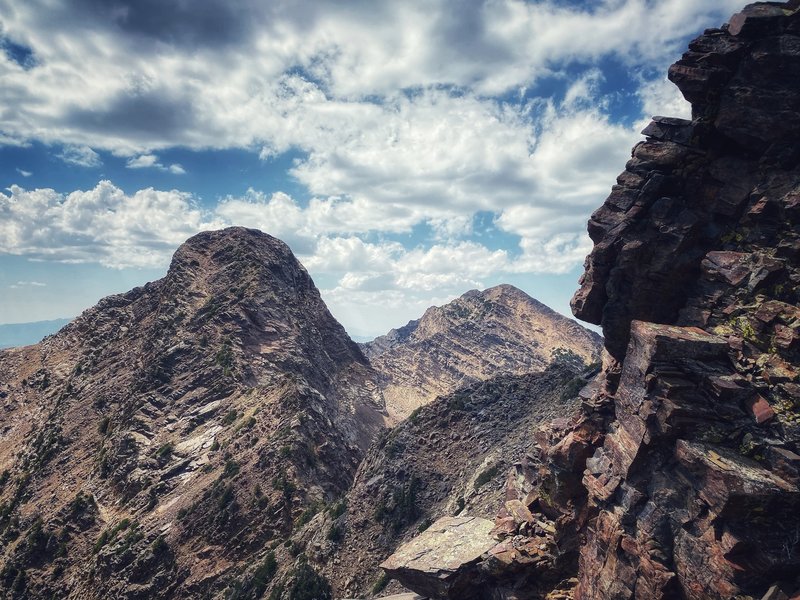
left=568, top=3, right=800, bottom=598
left=746, top=394, right=776, bottom=423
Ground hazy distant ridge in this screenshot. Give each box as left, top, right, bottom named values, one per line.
left=0, top=318, right=72, bottom=349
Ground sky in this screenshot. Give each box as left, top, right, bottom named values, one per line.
left=0, top=0, right=743, bottom=340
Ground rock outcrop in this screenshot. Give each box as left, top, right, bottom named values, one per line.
left=381, top=4, right=800, bottom=599
left=379, top=516, right=496, bottom=599
left=365, top=284, right=602, bottom=422
left=0, top=227, right=385, bottom=599
left=564, top=2, right=800, bottom=598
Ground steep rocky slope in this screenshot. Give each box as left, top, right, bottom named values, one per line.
left=382, top=3, right=800, bottom=599
left=301, top=364, right=594, bottom=599
left=364, top=285, right=602, bottom=421
left=567, top=3, right=800, bottom=598
left=0, top=227, right=385, bottom=599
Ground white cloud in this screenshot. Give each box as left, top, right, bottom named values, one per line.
left=0, top=0, right=745, bottom=334
left=56, top=145, right=102, bottom=168
left=9, top=280, right=46, bottom=289
left=0, top=181, right=222, bottom=268
left=0, top=0, right=742, bottom=156
left=126, top=154, right=186, bottom=174
left=126, top=154, right=159, bottom=169
left=15, top=168, right=32, bottom=177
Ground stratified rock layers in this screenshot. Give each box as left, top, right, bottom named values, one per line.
left=365, top=284, right=601, bottom=421
left=567, top=3, right=800, bottom=598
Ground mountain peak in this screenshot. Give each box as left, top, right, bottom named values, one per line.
left=363, top=284, right=602, bottom=421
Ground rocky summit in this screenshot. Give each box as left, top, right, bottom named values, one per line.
left=0, top=227, right=386, bottom=598
left=364, top=285, right=601, bottom=422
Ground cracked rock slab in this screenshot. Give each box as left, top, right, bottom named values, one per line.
left=380, top=516, right=496, bottom=599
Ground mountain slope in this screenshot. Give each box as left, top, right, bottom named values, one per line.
left=363, top=284, right=602, bottom=421
left=295, top=363, right=594, bottom=599
left=0, top=227, right=385, bottom=599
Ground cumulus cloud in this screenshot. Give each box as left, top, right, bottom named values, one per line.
left=0, top=0, right=745, bottom=333
left=0, top=181, right=222, bottom=268
left=0, top=0, right=742, bottom=154
left=15, top=168, right=31, bottom=177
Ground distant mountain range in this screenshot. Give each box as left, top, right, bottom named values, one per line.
left=0, top=318, right=73, bottom=349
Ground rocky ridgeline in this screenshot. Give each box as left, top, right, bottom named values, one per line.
left=571, top=3, right=800, bottom=598
left=364, top=285, right=601, bottom=422
left=0, top=228, right=386, bottom=598
left=383, top=3, right=800, bottom=599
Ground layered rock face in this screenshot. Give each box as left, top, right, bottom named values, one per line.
left=0, top=227, right=385, bottom=598
left=567, top=3, right=800, bottom=598
left=365, top=284, right=602, bottom=422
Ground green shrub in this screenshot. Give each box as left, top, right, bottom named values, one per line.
left=326, top=523, right=343, bottom=543
left=288, top=561, right=332, bottom=600
left=375, top=478, right=421, bottom=533
left=371, top=572, right=390, bottom=594
left=221, top=459, right=240, bottom=479
left=417, top=517, right=433, bottom=533
left=327, top=499, right=347, bottom=519
left=560, top=377, right=587, bottom=402
left=155, top=442, right=174, bottom=460
left=249, top=551, right=278, bottom=597
left=474, top=464, right=501, bottom=491
left=295, top=500, right=323, bottom=529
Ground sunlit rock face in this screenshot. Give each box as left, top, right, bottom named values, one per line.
left=365, top=283, right=601, bottom=422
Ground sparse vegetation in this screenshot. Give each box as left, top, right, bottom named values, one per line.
left=560, top=376, right=587, bottom=402
left=295, top=499, right=323, bottom=528
left=327, top=499, right=347, bottom=519
left=155, top=442, right=174, bottom=460
left=551, top=347, right=586, bottom=370
left=375, top=478, right=421, bottom=533
left=417, top=517, right=433, bottom=532
left=215, top=339, right=235, bottom=376
left=371, top=571, right=390, bottom=594
left=326, top=522, right=343, bottom=543
left=474, top=464, right=501, bottom=490
left=288, top=559, right=332, bottom=600
left=221, top=459, right=240, bottom=479
left=93, top=518, right=132, bottom=554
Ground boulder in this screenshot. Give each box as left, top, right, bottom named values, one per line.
left=379, top=516, right=496, bottom=599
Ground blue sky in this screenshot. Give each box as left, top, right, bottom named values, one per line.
left=0, top=0, right=743, bottom=338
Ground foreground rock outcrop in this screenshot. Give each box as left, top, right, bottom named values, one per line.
left=365, top=285, right=601, bottom=421
left=566, top=2, right=800, bottom=598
